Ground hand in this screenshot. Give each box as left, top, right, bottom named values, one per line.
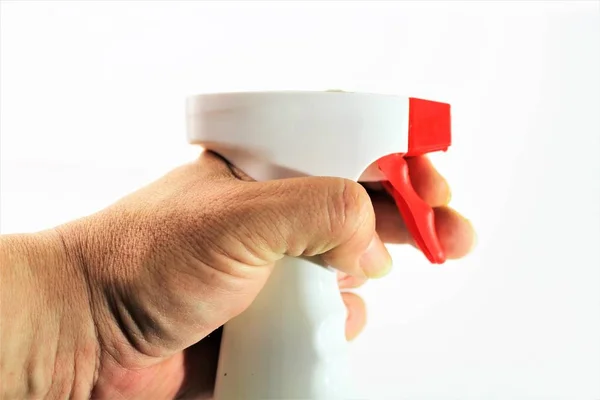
left=1, top=151, right=474, bottom=399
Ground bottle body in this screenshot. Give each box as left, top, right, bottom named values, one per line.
left=213, top=256, right=351, bottom=400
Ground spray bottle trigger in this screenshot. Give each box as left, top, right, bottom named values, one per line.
left=377, top=154, right=446, bottom=264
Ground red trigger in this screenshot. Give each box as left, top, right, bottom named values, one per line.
left=377, top=154, right=446, bottom=264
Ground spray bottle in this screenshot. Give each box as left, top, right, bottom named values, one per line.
left=186, top=91, right=451, bottom=399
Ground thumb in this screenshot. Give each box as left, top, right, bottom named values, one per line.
left=245, top=177, right=393, bottom=278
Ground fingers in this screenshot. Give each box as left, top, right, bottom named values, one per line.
left=434, top=207, right=476, bottom=259
left=251, top=177, right=393, bottom=278
left=363, top=155, right=475, bottom=258
left=201, top=150, right=472, bottom=278
left=337, top=272, right=367, bottom=340
left=364, top=154, right=453, bottom=245
left=374, top=198, right=475, bottom=257
left=337, top=271, right=368, bottom=289
left=371, top=192, right=412, bottom=244
left=342, top=292, right=367, bottom=341
left=194, top=151, right=393, bottom=278
left=405, top=156, right=451, bottom=207
left=337, top=272, right=367, bottom=341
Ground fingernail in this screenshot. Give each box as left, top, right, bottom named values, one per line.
left=467, top=219, right=478, bottom=253
left=445, top=183, right=452, bottom=205
left=359, top=234, right=393, bottom=278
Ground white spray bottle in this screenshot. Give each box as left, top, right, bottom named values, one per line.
left=186, top=91, right=451, bottom=399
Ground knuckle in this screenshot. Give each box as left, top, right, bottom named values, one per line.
left=324, top=179, right=371, bottom=238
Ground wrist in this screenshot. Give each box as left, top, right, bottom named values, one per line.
left=0, top=229, right=99, bottom=398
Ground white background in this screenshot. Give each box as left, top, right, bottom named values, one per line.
left=1, top=1, right=599, bottom=399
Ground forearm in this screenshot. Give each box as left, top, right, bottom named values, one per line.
left=0, top=230, right=98, bottom=399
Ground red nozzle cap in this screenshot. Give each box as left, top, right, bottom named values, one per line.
left=377, top=98, right=451, bottom=264
left=406, top=98, right=451, bottom=156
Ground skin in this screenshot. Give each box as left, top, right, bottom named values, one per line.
left=0, top=151, right=475, bottom=399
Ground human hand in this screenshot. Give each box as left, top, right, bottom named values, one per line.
left=1, top=151, right=474, bottom=399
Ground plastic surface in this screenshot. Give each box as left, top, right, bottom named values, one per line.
left=406, top=97, right=451, bottom=157
left=186, top=91, right=410, bottom=180
left=214, top=256, right=351, bottom=400
left=185, top=91, right=451, bottom=399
